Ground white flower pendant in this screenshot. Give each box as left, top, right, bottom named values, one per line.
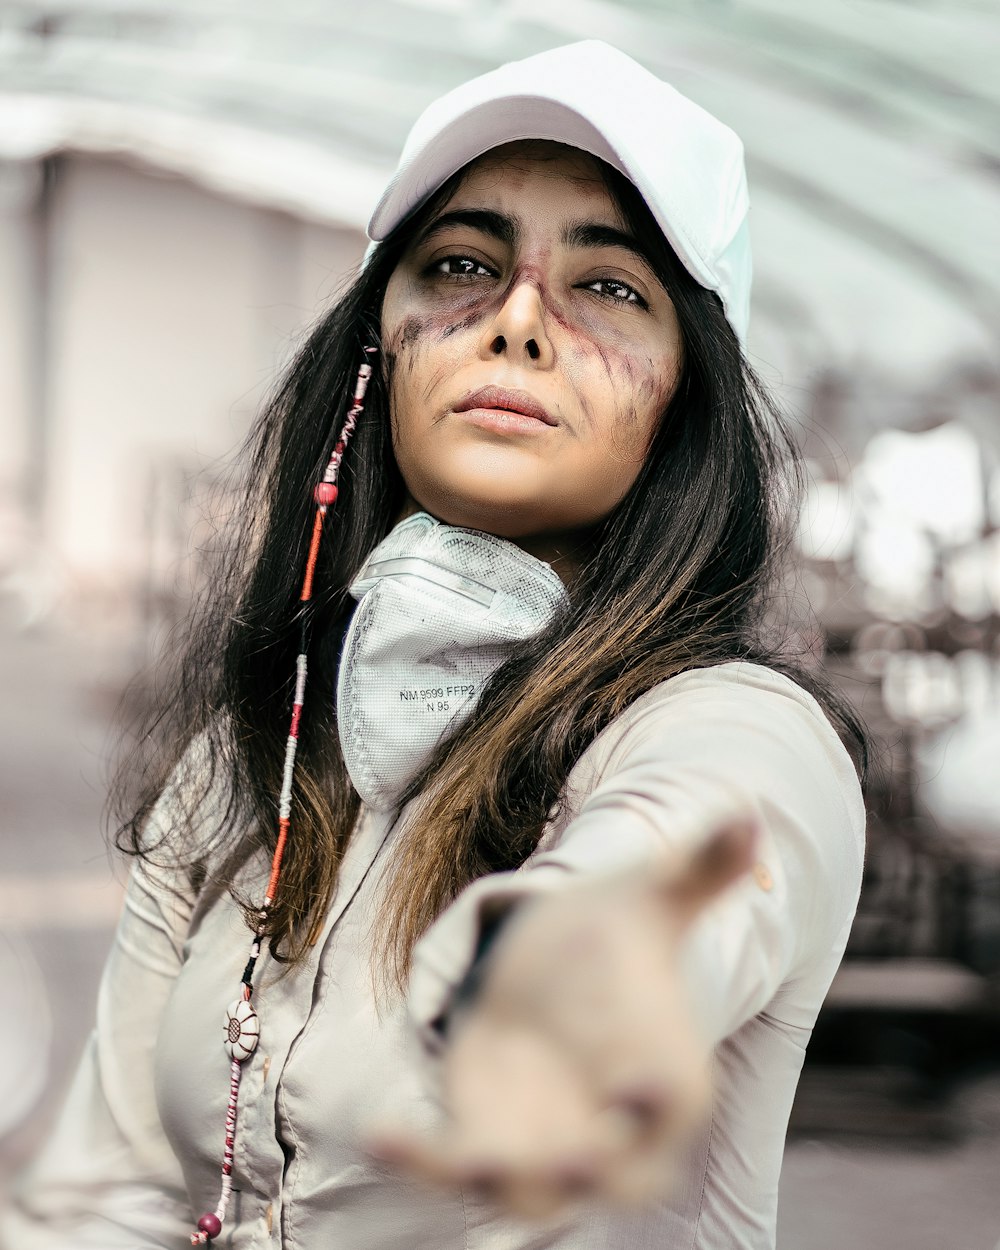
left=223, top=997, right=260, bottom=1061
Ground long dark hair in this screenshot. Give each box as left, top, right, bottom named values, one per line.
left=114, top=154, right=868, bottom=983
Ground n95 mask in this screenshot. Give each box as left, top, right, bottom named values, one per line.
left=336, top=512, right=569, bottom=811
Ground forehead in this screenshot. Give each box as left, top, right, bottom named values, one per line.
left=441, top=139, right=624, bottom=223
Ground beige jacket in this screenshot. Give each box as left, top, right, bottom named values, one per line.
left=2, top=662, right=864, bottom=1249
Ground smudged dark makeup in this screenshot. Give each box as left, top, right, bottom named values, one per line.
left=379, top=141, right=684, bottom=559
left=386, top=245, right=671, bottom=439
left=399, top=215, right=664, bottom=344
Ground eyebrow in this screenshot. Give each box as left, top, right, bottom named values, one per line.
left=418, top=209, right=518, bottom=248
left=562, top=221, right=655, bottom=273
left=418, top=209, right=655, bottom=274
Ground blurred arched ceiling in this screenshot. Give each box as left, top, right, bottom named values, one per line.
left=1, top=0, right=997, bottom=395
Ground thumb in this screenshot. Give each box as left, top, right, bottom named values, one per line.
left=656, top=811, right=758, bottom=929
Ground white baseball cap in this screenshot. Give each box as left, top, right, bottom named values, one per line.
left=368, top=40, right=752, bottom=345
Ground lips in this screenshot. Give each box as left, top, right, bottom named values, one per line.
left=453, top=386, right=557, bottom=427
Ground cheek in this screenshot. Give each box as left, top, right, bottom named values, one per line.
left=383, top=287, right=497, bottom=419
left=545, top=296, right=679, bottom=429
left=612, top=363, right=678, bottom=473
left=383, top=318, right=453, bottom=424
left=626, top=355, right=679, bottom=427
left=567, top=337, right=678, bottom=460
left=384, top=271, right=494, bottom=354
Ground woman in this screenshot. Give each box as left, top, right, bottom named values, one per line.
left=3, top=40, right=866, bottom=1250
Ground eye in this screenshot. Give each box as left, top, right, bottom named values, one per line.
left=581, top=277, right=649, bottom=309
left=428, top=255, right=498, bottom=280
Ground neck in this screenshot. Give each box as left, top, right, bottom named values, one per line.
left=511, top=532, right=585, bottom=585
left=395, top=496, right=585, bottom=586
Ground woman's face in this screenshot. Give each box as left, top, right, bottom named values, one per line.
left=381, top=141, right=683, bottom=549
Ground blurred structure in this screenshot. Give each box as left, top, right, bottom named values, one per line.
left=1, top=0, right=997, bottom=615
left=2, top=1, right=1000, bottom=1241
left=791, top=413, right=1000, bottom=1140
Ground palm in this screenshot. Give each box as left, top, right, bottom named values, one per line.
left=372, top=815, right=756, bottom=1220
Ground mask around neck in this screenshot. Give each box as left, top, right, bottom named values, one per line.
left=336, top=512, right=570, bottom=811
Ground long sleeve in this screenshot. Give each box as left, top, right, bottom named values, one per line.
left=406, top=662, right=865, bottom=1052
left=1, top=805, right=202, bottom=1247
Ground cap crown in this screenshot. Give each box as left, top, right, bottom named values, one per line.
left=368, top=40, right=751, bottom=344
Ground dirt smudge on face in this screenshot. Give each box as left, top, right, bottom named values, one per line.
left=421, top=363, right=454, bottom=405
left=397, top=315, right=425, bottom=350
left=440, top=307, right=485, bottom=338
left=395, top=314, right=425, bottom=351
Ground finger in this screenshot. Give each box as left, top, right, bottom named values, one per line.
left=503, top=1178, right=569, bottom=1222
left=600, top=1058, right=712, bottom=1157
left=527, top=1148, right=603, bottom=1204
left=551, top=1154, right=601, bottom=1195
left=369, top=1128, right=570, bottom=1214
left=500, top=1156, right=600, bottom=1222
left=366, top=1130, right=467, bottom=1188
left=381, top=1132, right=608, bottom=1222
left=603, top=1080, right=676, bottom=1145
left=590, top=1080, right=704, bottom=1209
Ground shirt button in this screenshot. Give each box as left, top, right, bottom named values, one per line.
left=262, top=1056, right=271, bottom=1082
left=265, top=1203, right=274, bottom=1233
left=753, top=862, right=774, bottom=892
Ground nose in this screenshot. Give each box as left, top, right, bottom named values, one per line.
left=477, top=278, right=555, bottom=368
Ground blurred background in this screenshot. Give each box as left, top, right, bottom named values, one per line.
left=1, top=0, right=999, bottom=1244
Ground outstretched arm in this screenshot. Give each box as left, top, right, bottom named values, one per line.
left=375, top=811, right=758, bottom=1218
left=384, top=666, right=865, bottom=1218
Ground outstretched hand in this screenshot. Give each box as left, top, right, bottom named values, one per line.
left=371, top=812, right=757, bottom=1221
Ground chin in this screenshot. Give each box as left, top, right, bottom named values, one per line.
left=411, top=485, right=557, bottom=539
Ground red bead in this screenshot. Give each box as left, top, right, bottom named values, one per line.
left=313, top=482, right=338, bottom=505
left=197, top=1213, right=222, bottom=1240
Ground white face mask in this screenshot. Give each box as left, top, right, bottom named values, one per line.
left=336, top=512, right=569, bottom=811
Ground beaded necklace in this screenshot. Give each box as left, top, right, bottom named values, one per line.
left=190, top=349, right=376, bottom=1245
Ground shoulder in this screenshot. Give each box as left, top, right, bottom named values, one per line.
left=628, top=659, right=838, bottom=722
left=548, top=661, right=866, bottom=949
left=566, top=661, right=864, bottom=839
left=610, top=660, right=853, bottom=761
left=529, top=662, right=866, bottom=967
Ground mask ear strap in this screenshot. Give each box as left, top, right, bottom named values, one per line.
left=190, top=344, right=377, bottom=1247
